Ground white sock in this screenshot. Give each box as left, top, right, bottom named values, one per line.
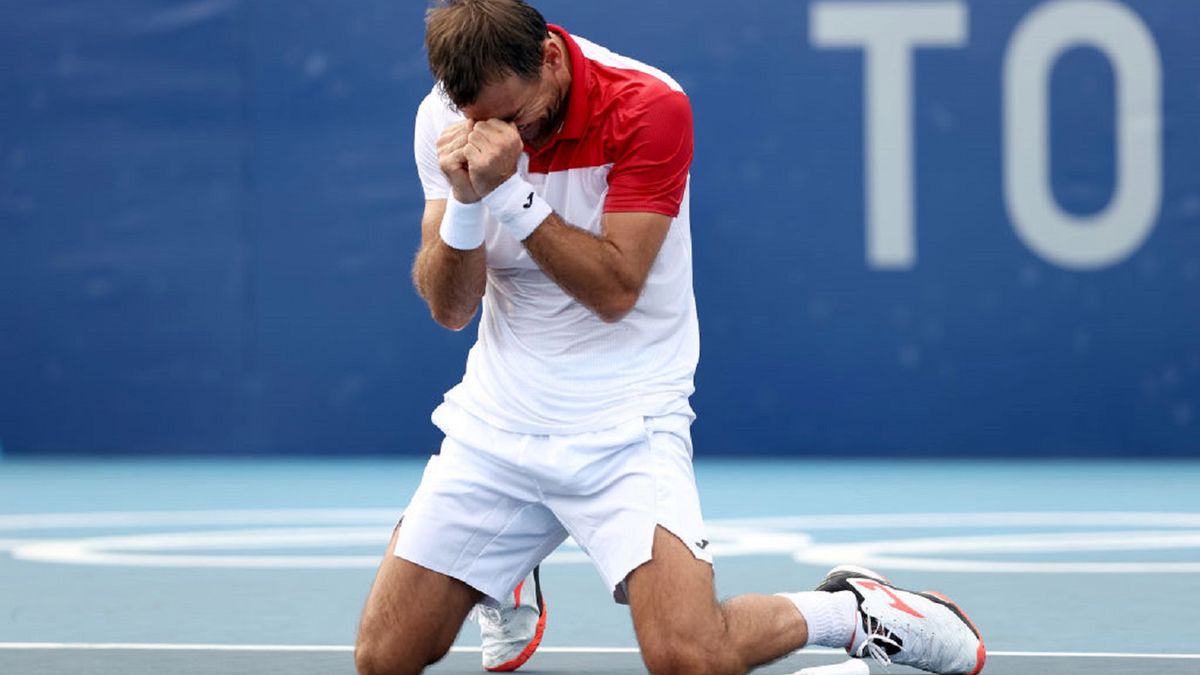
left=778, top=590, right=858, bottom=649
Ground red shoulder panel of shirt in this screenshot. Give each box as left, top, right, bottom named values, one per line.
left=527, top=30, right=694, bottom=217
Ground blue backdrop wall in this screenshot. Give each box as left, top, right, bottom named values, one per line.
left=1, top=0, right=1197, bottom=456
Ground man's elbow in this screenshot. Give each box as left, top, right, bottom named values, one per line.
left=594, top=289, right=639, bottom=324
left=430, top=306, right=475, bottom=332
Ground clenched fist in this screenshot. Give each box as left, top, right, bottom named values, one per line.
left=462, top=120, right=523, bottom=198
left=436, top=120, right=482, bottom=204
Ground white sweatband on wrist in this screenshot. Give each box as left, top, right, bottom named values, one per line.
left=481, top=174, right=553, bottom=242
left=438, top=197, right=485, bottom=250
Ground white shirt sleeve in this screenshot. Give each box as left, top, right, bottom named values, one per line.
left=413, top=88, right=455, bottom=201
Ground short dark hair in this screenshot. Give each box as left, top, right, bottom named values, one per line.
left=425, top=0, right=549, bottom=108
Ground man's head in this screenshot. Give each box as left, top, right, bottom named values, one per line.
left=425, top=0, right=571, bottom=146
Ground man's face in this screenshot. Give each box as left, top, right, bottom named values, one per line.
left=461, top=71, right=566, bottom=148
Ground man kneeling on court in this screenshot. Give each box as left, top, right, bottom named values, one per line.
left=355, top=2, right=986, bottom=674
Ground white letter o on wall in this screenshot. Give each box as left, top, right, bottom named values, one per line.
left=1004, top=0, right=1162, bottom=270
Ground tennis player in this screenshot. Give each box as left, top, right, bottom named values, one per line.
left=356, top=2, right=986, bottom=674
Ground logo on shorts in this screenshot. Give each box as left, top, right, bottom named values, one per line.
left=523, top=192, right=534, bottom=209
left=696, top=539, right=709, bottom=550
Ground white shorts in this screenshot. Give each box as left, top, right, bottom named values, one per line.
left=394, top=401, right=712, bottom=606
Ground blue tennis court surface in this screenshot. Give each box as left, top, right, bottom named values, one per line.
left=2, top=458, right=1198, bottom=673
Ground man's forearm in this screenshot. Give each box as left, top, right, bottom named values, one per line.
left=521, top=214, right=642, bottom=323
left=413, top=242, right=487, bottom=331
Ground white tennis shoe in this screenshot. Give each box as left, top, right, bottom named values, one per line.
left=475, top=568, right=546, bottom=672
left=816, top=565, right=986, bottom=675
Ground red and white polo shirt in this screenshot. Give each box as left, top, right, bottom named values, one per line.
left=413, top=25, right=698, bottom=435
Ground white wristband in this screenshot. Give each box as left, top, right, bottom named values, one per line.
left=481, top=174, right=552, bottom=242
left=438, top=197, right=485, bottom=250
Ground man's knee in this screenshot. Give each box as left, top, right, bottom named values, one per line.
left=355, top=639, right=409, bottom=675
left=355, top=629, right=450, bottom=675
left=640, top=634, right=744, bottom=675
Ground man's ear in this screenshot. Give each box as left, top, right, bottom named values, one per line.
left=543, top=36, right=564, bottom=72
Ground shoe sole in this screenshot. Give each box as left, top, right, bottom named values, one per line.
left=819, top=565, right=987, bottom=675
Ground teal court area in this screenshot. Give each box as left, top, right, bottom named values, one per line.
left=1, top=458, right=1198, bottom=674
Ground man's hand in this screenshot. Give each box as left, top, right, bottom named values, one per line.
left=436, top=121, right=483, bottom=204
left=463, top=120, right=523, bottom=198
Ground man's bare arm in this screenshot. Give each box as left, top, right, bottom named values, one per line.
left=463, top=119, right=672, bottom=323
left=412, top=199, right=487, bottom=331
left=521, top=210, right=671, bottom=323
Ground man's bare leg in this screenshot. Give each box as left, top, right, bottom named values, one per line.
left=626, top=526, right=809, bottom=675
left=356, top=525, right=483, bottom=675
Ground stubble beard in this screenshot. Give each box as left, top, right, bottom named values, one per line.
left=527, top=83, right=569, bottom=149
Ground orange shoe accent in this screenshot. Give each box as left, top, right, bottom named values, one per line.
left=926, top=591, right=987, bottom=675
left=972, top=641, right=988, bottom=675
left=858, top=580, right=925, bottom=618
left=512, top=581, right=525, bottom=610
left=483, top=600, right=547, bottom=673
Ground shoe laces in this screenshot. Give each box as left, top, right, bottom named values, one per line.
left=469, top=605, right=503, bottom=625
left=474, top=602, right=540, bottom=647
left=853, top=612, right=901, bottom=668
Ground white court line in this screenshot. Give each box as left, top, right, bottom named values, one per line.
left=996, top=651, right=1200, bottom=660
left=0, top=643, right=355, bottom=652
left=6, top=510, right=1200, bottom=573
left=0, top=643, right=1198, bottom=659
